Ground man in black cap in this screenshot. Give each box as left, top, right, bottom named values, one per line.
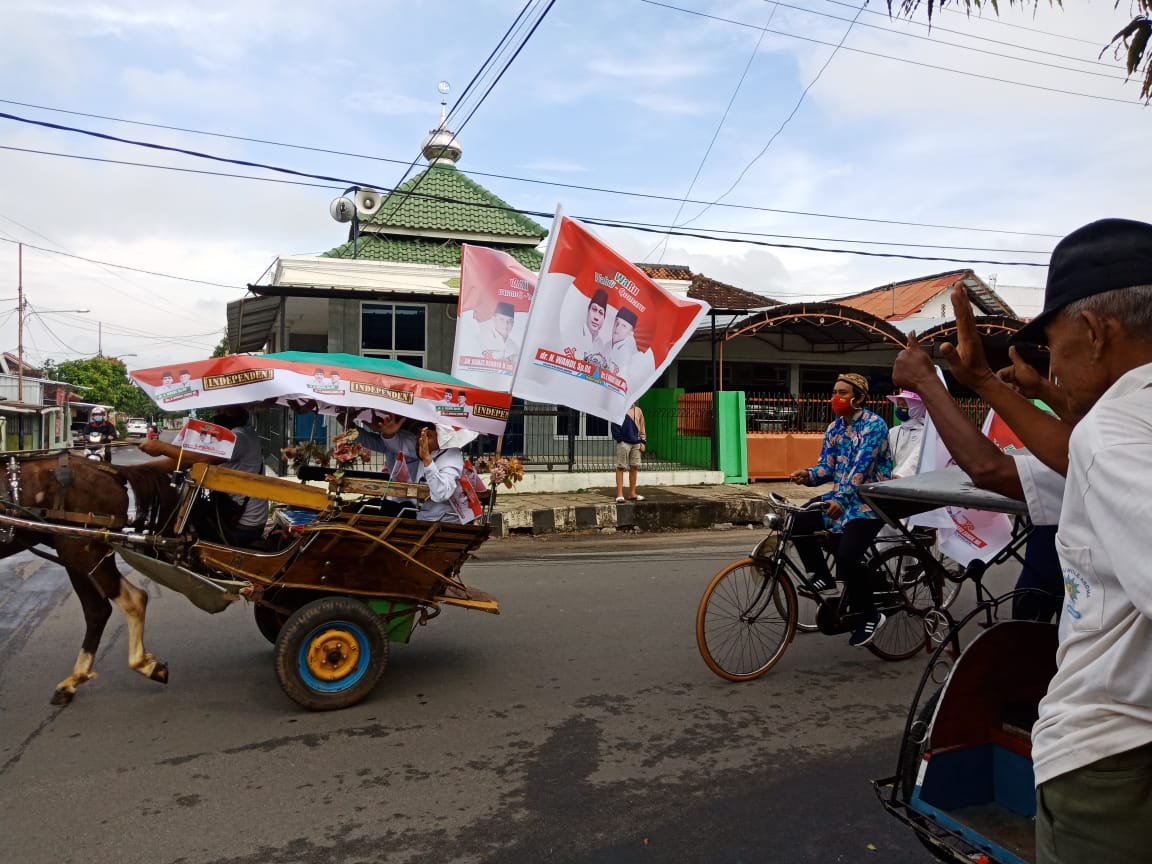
left=1001, top=218, right=1152, bottom=864
left=479, top=301, right=520, bottom=361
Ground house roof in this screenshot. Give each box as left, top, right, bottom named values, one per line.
left=636, top=263, right=693, bottom=281
left=636, top=265, right=778, bottom=311
left=355, top=164, right=547, bottom=241
left=321, top=235, right=543, bottom=269
left=835, top=269, right=1017, bottom=321
left=689, top=273, right=779, bottom=311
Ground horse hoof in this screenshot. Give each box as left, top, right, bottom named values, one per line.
left=150, top=662, right=169, bottom=684
left=50, top=688, right=75, bottom=706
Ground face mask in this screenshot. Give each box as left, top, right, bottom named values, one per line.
left=830, top=395, right=856, bottom=417
left=894, top=407, right=910, bottom=423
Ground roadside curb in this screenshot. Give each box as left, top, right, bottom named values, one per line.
left=488, top=494, right=776, bottom=537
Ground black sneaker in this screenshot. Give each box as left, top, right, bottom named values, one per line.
left=808, top=575, right=837, bottom=593
left=849, top=612, right=886, bottom=648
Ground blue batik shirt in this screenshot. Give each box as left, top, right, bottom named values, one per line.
left=801, top=408, right=893, bottom=530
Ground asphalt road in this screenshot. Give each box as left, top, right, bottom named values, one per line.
left=0, top=524, right=1019, bottom=864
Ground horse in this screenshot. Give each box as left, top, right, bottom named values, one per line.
left=0, top=452, right=178, bottom=704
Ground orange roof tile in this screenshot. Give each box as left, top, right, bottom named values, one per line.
left=835, top=269, right=1016, bottom=321
left=636, top=263, right=693, bottom=281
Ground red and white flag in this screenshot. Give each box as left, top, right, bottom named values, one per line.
left=511, top=208, right=709, bottom=423
left=912, top=399, right=1017, bottom=566
left=451, top=245, right=536, bottom=392
left=172, top=418, right=237, bottom=460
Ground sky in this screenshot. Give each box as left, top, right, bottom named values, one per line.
left=0, top=0, right=1148, bottom=373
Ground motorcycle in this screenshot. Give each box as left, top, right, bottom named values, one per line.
left=84, top=430, right=112, bottom=462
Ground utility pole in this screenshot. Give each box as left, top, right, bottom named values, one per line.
left=17, top=242, right=23, bottom=403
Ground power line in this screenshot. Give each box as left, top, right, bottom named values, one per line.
left=814, top=0, right=1118, bottom=67
left=0, top=135, right=1051, bottom=266
left=385, top=0, right=558, bottom=220
left=678, top=0, right=869, bottom=230
left=1, top=140, right=1065, bottom=240
left=650, top=2, right=780, bottom=262
left=0, top=236, right=239, bottom=288
left=772, top=0, right=1127, bottom=79
left=637, top=0, right=1145, bottom=104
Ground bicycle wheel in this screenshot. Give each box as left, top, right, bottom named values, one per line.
left=696, top=558, right=797, bottom=681
left=867, top=544, right=941, bottom=662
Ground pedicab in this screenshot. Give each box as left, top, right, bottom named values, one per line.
left=859, top=468, right=1058, bottom=864
left=0, top=352, right=513, bottom=711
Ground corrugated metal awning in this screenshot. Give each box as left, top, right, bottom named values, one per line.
left=226, top=295, right=281, bottom=354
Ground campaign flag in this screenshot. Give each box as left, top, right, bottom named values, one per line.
left=130, top=351, right=512, bottom=438
left=451, top=245, right=537, bottom=391
left=912, top=398, right=1017, bottom=566
left=172, top=418, right=237, bottom=460
left=510, top=208, right=710, bottom=423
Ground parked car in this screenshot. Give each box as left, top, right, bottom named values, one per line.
left=126, top=418, right=150, bottom=438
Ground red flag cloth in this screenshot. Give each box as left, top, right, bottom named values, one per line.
left=511, top=209, right=709, bottom=423
left=451, top=245, right=537, bottom=391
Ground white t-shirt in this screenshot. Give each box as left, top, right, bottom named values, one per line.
left=1031, top=362, right=1152, bottom=786
left=1010, top=452, right=1066, bottom=527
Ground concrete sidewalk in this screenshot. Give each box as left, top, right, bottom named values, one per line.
left=486, top=479, right=810, bottom=537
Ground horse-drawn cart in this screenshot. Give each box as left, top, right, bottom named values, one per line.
left=0, top=459, right=499, bottom=710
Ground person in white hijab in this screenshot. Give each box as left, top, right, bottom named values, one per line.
left=886, top=389, right=926, bottom=479
left=415, top=423, right=481, bottom=524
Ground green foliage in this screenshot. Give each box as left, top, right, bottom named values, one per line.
left=43, top=357, right=158, bottom=418
left=888, top=1, right=1152, bottom=102
left=211, top=332, right=230, bottom=358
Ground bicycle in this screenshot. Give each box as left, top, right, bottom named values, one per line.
left=695, top=492, right=944, bottom=681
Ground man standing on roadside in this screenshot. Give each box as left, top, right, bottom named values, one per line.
left=992, top=218, right=1152, bottom=864
left=611, top=402, right=646, bottom=503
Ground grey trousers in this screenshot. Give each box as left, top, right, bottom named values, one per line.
left=1035, top=740, right=1152, bottom=864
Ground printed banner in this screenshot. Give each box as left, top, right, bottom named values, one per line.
left=171, top=419, right=237, bottom=460
left=451, top=244, right=536, bottom=391
left=129, top=351, right=512, bottom=437
left=510, top=208, right=709, bottom=423
left=912, top=395, right=1016, bottom=566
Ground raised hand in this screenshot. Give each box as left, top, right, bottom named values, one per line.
left=996, top=346, right=1046, bottom=399
left=892, top=330, right=940, bottom=394
left=938, top=284, right=995, bottom=391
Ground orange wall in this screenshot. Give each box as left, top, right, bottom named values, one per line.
left=747, top=433, right=824, bottom=481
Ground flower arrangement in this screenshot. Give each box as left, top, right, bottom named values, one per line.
left=479, top=455, right=524, bottom=489
left=330, top=428, right=371, bottom=469
left=280, top=429, right=370, bottom=477
left=280, top=440, right=331, bottom=473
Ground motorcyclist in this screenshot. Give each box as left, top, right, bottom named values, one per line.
left=85, top=408, right=117, bottom=463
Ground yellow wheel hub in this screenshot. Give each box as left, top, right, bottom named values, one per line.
left=304, top=628, right=361, bottom=681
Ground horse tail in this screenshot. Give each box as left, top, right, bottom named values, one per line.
left=113, top=463, right=180, bottom=533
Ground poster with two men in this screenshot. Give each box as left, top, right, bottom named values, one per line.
left=451, top=208, right=710, bottom=423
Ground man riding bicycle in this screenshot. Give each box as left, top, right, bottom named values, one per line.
left=789, top=372, right=893, bottom=648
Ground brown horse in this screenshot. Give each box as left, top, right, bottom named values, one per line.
left=0, top=453, right=178, bottom=704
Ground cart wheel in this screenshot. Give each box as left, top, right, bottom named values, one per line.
left=696, top=558, right=797, bottom=682
left=867, top=544, right=940, bottom=662
left=274, top=597, right=388, bottom=711
left=898, top=688, right=955, bottom=863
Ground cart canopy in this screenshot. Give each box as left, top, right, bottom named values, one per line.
left=129, top=351, right=511, bottom=436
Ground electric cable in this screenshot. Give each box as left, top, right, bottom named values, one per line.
left=636, top=0, right=1146, bottom=104
left=0, top=141, right=1065, bottom=238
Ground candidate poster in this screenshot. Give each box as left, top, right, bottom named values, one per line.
left=451, top=244, right=536, bottom=391
left=130, top=351, right=513, bottom=437
left=912, top=398, right=1016, bottom=566
left=510, top=209, right=709, bottom=423
left=171, top=418, right=237, bottom=460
